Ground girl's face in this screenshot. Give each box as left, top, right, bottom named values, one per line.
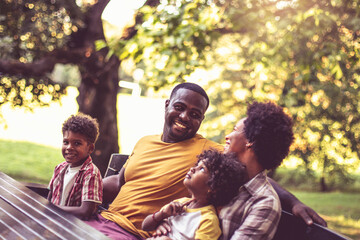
left=183, top=159, right=210, bottom=196
left=62, top=131, right=94, bottom=167
left=224, top=118, right=248, bottom=160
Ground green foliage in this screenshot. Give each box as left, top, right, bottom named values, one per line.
left=116, top=0, right=223, bottom=90
left=2, top=0, right=360, bottom=190
left=0, top=0, right=77, bottom=108
left=113, top=0, right=360, bottom=190
left=0, top=139, right=62, bottom=184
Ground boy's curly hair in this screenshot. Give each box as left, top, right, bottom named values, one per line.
left=197, top=149, right=247, bottom=207
left=244, top=101, right=294, bottom=170
left=62, top=112, right=99, bottom=144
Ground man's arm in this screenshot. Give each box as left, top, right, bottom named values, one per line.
left=268, top=178, right=327, bottom=226
left=102, top=167, right=125, bottom=205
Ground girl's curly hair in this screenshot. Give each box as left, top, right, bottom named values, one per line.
left=62, top=112, right=99, bottom=144
left=197, top=149, right=247, bottom=207
left=244, top=101, right=294, bottom=170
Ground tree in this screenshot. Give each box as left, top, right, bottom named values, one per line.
left=0, top=0, right=158, bottom=175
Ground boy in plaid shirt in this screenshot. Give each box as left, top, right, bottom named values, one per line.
left=48, top=113, right=103, bottom=220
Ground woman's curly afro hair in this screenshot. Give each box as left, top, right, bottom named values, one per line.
left=197, top=149, right=248, bottom=207
left=244, top=101, right=294, bottom=170
left=62, top=112, right=99, bottom=144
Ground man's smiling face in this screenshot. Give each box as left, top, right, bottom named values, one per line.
left=162, top=88, right=207, bottom=143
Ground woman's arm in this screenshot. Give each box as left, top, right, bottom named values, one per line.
left=268, top=178, right=327, bottom=226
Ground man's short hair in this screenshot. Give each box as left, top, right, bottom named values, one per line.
left=170, top=82, right=209, bottom=109
left=62, top=112, right=100, bottom=144
left=198, top=149, right=247, bottom=206
left=244, top=101, right=294, bottom=170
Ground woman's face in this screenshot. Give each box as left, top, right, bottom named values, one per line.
left=224, top=118, right=248, bottom=158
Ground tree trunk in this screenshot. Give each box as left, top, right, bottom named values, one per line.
left=74, top=0, right=120, bottom=176
left=77, top=53, right=120, bottom=176
left=320, top=176, right=327, bottom=192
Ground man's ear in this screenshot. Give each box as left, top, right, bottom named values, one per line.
left=165, top=99, right=170, bottom=108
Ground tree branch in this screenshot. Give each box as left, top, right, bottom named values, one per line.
left=0, top=47, right=88, bottom=77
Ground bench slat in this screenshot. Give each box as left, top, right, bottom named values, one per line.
left=0, top=171, right=109, bottom=240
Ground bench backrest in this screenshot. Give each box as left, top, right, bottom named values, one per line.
left=273, top=210, right=350, bottom=240
left=104, top=153, right=129, bottom=177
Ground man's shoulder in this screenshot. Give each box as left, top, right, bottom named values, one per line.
left=137, top=134, right=161, bottom=143
left=194, top=134, right=223, bottom=151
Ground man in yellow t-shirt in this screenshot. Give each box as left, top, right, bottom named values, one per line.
left=86, top=83, right=221, bottom=239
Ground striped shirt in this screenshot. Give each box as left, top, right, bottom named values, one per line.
left=48, top=156, right=103, bottom=206
left=219, top=171, right=281, bottom=240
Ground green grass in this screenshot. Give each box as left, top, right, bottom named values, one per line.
left=0, top=139, right=359, bottom=239
left=292, top=191, right=360, bottom=239
left=0, top=139, right=63, bottom=184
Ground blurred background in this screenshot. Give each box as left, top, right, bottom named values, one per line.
left=0, top=0, right=359, bottom=238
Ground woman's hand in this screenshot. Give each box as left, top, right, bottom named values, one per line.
left=292, top=201, right=327, bottom=227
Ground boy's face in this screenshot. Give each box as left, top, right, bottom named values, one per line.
left=62, top=130, right=94, bottom=168
left=183, top=159, right=210, bottom=197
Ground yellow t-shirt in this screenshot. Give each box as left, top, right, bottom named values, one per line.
left=101, top=134, right=222, bottom=238
left=167, top=197, right=221, bottom=240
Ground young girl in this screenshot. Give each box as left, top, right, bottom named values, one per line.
left=142, top=149, right=247, bottom=240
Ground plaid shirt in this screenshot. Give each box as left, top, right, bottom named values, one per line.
left=219, top=171, right=281, bottom=240
left=48, top=156, right=103, bottom=206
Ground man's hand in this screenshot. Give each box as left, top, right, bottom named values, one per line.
left=147, top=236, right=172, bottom=240
left=152, top=221, right=172, bottom=238
left=292, top=201, right=327, bottom=227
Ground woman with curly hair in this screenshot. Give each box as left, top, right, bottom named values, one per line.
left=142, top=149, right=247, bottom=240
left=219, top=101, right=295, bottom=240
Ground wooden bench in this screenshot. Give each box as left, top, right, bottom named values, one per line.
left=25, top=153, right=351, bottom=240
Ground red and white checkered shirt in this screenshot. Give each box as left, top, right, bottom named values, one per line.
left=48, top=156, right=103, bottom=206
left=219, top=171, right=281, bottom=240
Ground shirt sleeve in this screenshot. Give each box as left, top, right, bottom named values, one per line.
left=195, top=210, right=221, bottom=240
left=82, top=167, right=103, bottom=203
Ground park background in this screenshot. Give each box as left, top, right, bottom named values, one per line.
left=1, top=0, right=360, bottom=239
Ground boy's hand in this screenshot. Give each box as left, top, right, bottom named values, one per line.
left=152, top=199, right=194, bottom=237
left=162, top=199, right=193, bottom=218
